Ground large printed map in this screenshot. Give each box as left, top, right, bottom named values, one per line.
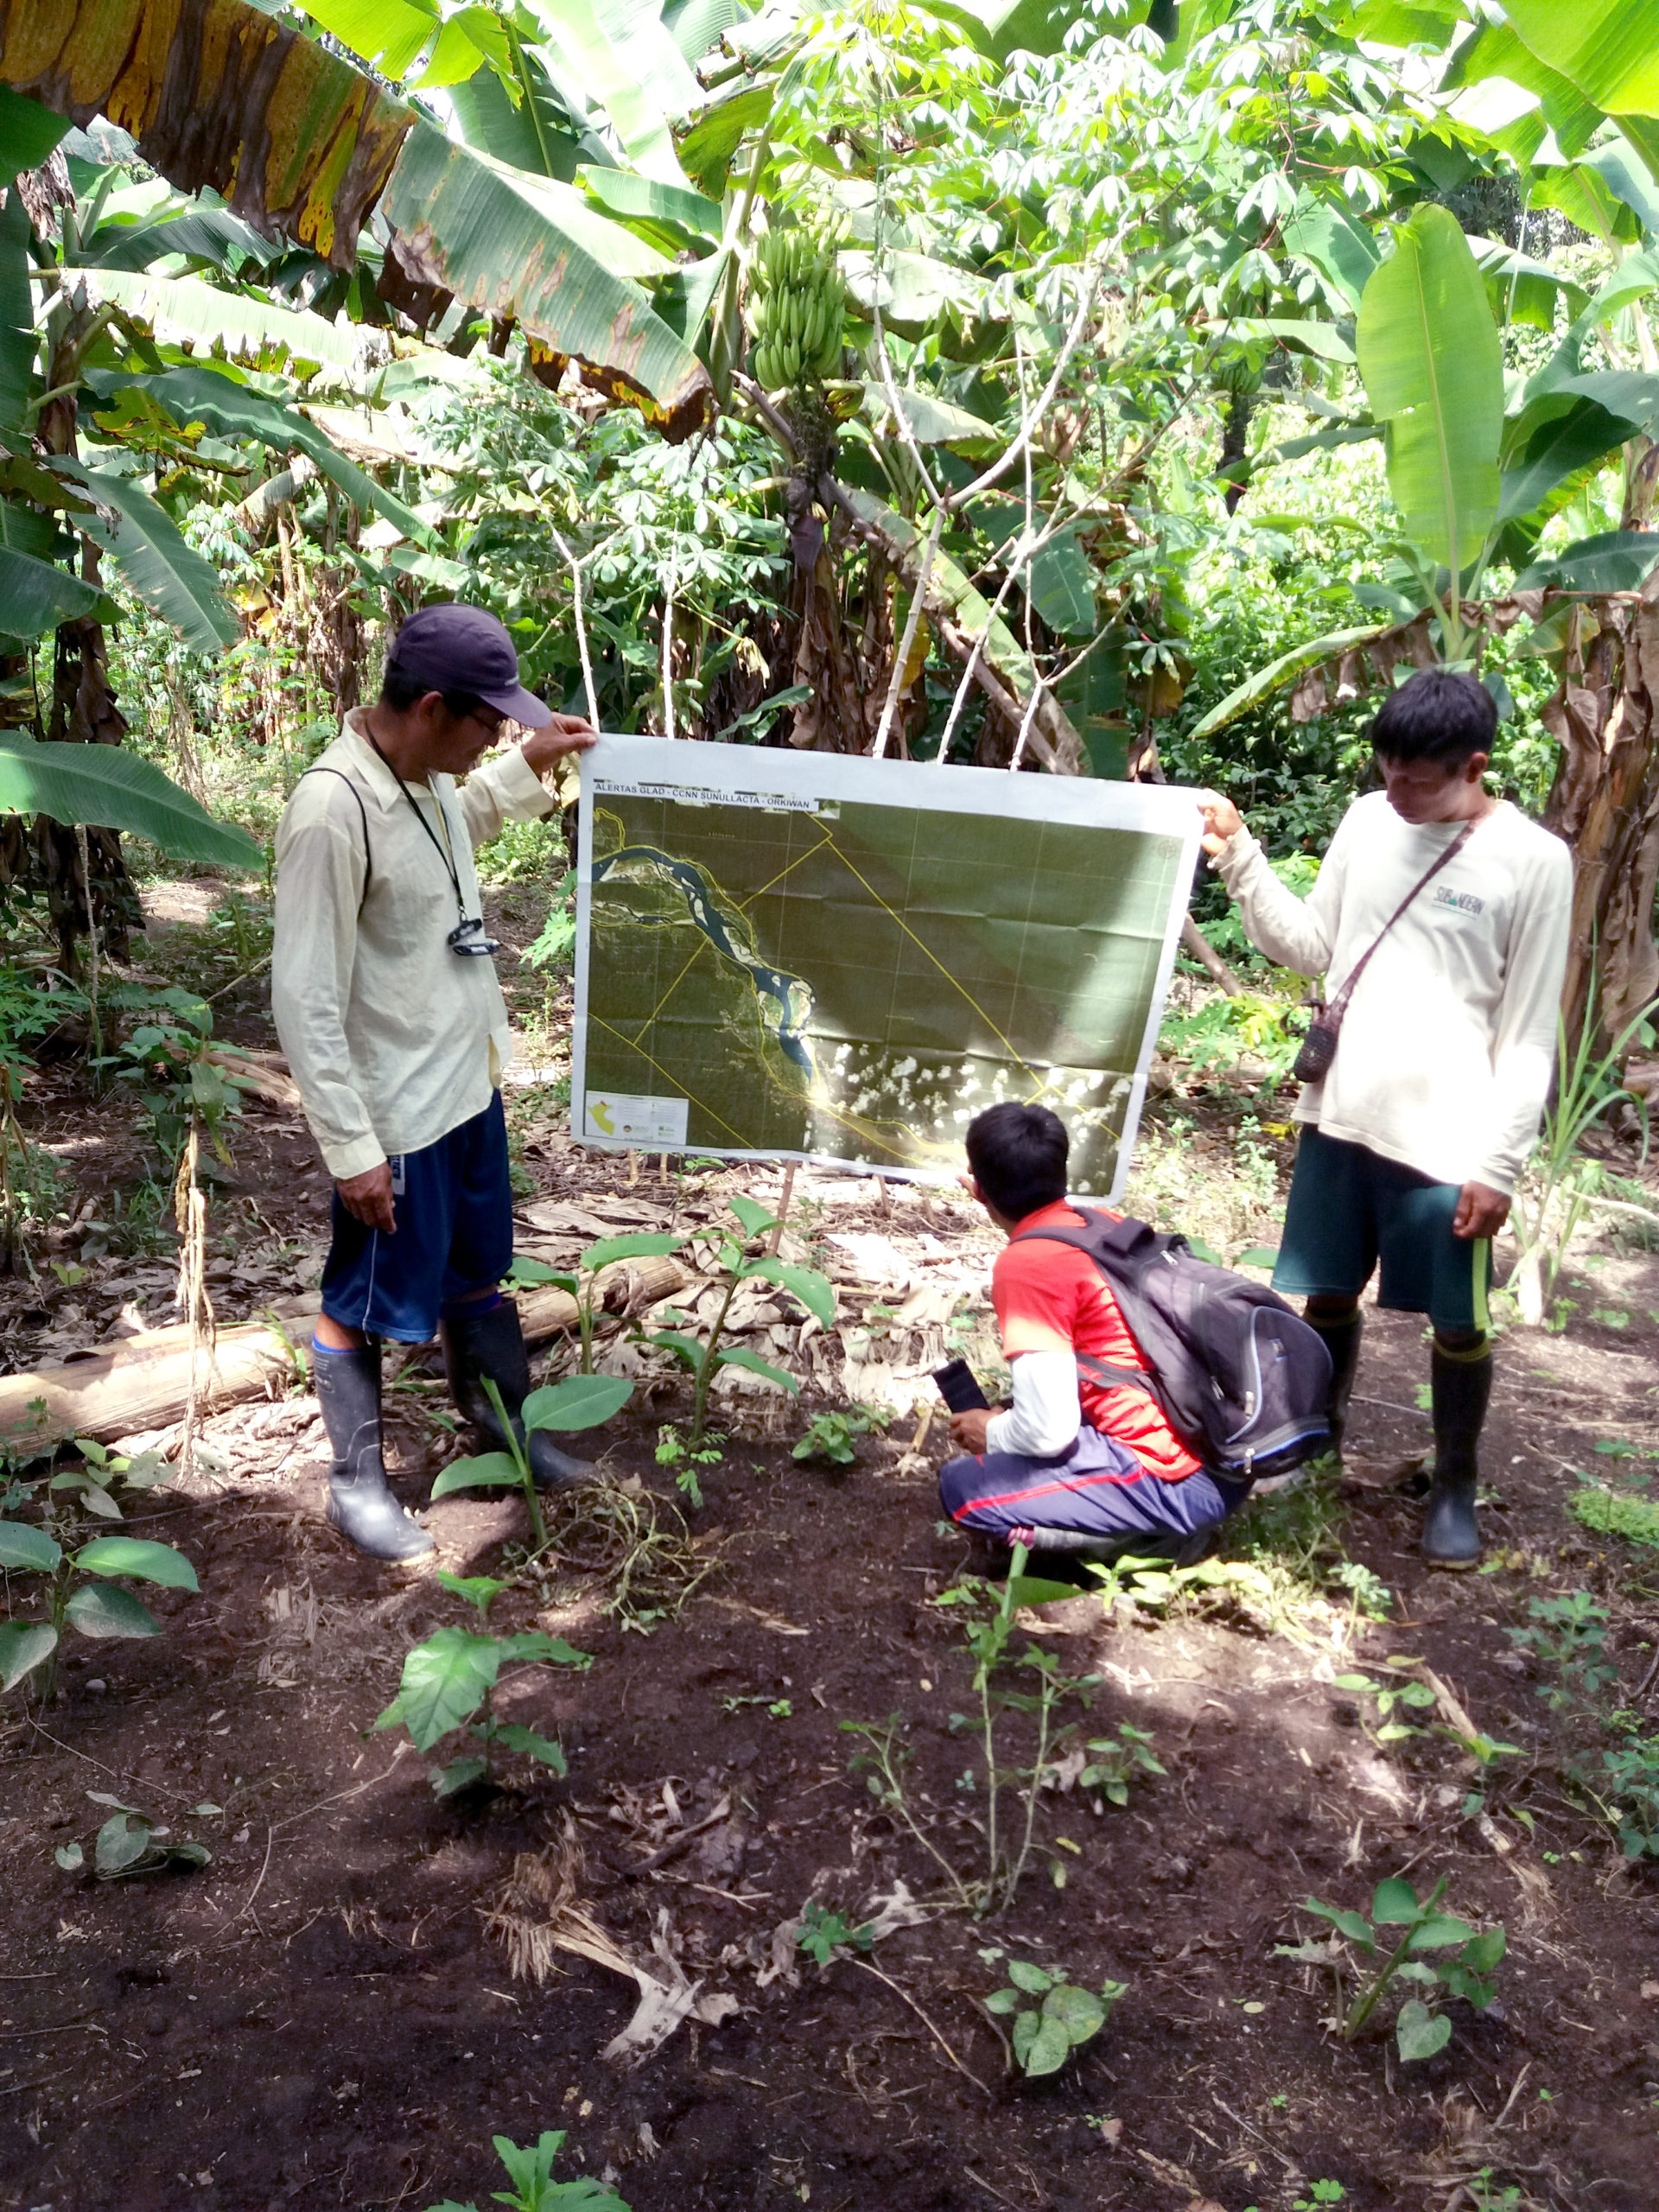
left=571, top=737, right=1198, bottom=1197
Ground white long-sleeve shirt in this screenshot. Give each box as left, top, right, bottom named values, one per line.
left=986, top=1350, right=1079, bottom=1458
left=272, top=712, right=567, bottom=1179
left=1213, top=791, right=1572, bottom=1195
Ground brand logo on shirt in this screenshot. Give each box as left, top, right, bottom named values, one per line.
left=1432, top=885, right=1484, bottom=917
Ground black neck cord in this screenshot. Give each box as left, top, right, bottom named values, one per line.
left=364, top=726, right=470, bottom=926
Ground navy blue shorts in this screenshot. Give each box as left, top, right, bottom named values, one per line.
left=320, top=1093, right=514, bottom=1344
left=939, top=1426, right=1248, bottom=1548
left=1273, top=1128, right=1491, bottom=1336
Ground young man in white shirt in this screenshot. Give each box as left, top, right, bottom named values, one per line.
left=1198, top=669, right=1572, bottom=1567
left=273, top=605, right=594, bottom=1560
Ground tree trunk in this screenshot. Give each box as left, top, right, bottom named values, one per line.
left=1541, top=580, right=1659, bottom=1051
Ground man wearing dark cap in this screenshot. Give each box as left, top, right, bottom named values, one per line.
left=273, top=605, right=595, bottom=1560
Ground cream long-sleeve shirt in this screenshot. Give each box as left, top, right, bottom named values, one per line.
left=272, top=712, right=566, bottom=1180
left=1213, top=791, right=1572, bottom=1196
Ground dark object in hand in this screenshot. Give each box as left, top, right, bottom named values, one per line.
left=1293, top=1019, right=1338, bottom=1084
left=933, top=1357, right=990, bottom=1414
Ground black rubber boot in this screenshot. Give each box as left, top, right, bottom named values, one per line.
left=1423, top=1342, right=1492, bottom=1568
left=313, top=1340, right=435, bottom=1562
left=440, top=1298, right=594, bottom=1492
left=1312, top=1310, right=1363, bottom=1458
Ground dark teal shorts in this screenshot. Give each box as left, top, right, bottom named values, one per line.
left=1272, top=1127, right=1491, bottom=1336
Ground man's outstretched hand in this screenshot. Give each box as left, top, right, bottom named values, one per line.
left=337, top=1161, right=397, bottom=1235
left=1453, top=1180, right=1510, bottom=1241
left=950, top=1408, right=994, bottom=1454
left=1197, top=791, right=1243, bottom=857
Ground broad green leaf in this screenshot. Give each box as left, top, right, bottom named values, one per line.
left=1235, top=1246, right=1280, bottom=1268
left=1459, top=1928, right=1507, bottom=1972
left=677, top=82, right=772, bottom=196
left=1021, top=2013, right=1074, bottom=2075
left=983, top=1986, right=1020, bottom=2014
left=1028, top=534, right=1096, bottom=638
left=647, top=1329, right=706, bottom=1369
left=1357, top=204, right=1503, bottom=573
left=1010, top=2011, right=1039, bottom=2066
left=1005, top=1574, right=1086, bottom=1610
left=1041, top=1982, right=1107, bottom=2045
left=714, top=1345, right=799, bottom=1394
left=726, top=1194, right=779, bottom=1239
left=1408, top=1913, right=1475, bottom=1950
left=1395, top=1999, right=1452, bottom=2062
left=1185, top=623, right=1394, bottom=741
left=1231, top=316, right=1357, bottom=365
left=0, top=1619, right=56, bottom=1688
left=579, top=164, right=722, bottom=246
left=378, top=1626, right=499, bottom=1751
left=523, top=1374, right=632, bottom=1431
left=54, top=1840, right=84, bottom=1870
left=1302, top=1898, right=1375, bottom=1948
left=1503, top=3, right=1659, bottom=124
left=491, top=1722, right=568, bottom=1772
left=431, top=1754, right=490, bottom=1798
left=82, top=268, right=363, bottom=372
left=1007, top=1958, right=1052, bottom=1994
left=742, top=1257, right=836, bottom=1330
left=64, top=1584, right=161, bottom=1637
left=1370, top=1878, right=1421, bottom=1924
left=0, top=188, right=32, bottom=434
left=379, top=121, right=705, bottom=416
left=430, top=1452, right=522, bottom=1497
left=841, top=247, right=995, bottom=333
left=865, top=383, right=999, bottom=453
left=506, top=1257, right=579, bottom=1289
left=94, top=1810, right=153, bottom=1875
left=1281, top=194, right=1381, bottom=309
left=75, top=469, right=238, bottom=652
left=299, top=0, right=440, bottom=79
left=0, top=85, right=68, bottom=188
left=1441, top=19, right=1604, bottom=162
left=448, top=53, right=583, bottom=182
left=0, top=1521, right=60, bottom=1573
left=581, top=1230, right=686, bottom=1271
left=74, top=1537, right=198, bottom=1589
left=0, top=544, right=99, bottom=640
left=0, top=733, right=262, bottom=871
left=1512, top=529, right=1659, bottom=595
left=90, top=365, right=439, bottom=551
left=495, top=1630, right=592, bottom=1669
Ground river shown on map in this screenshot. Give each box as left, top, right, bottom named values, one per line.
left=592, top=843, right=817, bottom=1082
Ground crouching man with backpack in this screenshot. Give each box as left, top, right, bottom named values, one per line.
left=938, top=1103, right=1327, bottom=1569
left=1198, top=668, right=1572, bottom=1567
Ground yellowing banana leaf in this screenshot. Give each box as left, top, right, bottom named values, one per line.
left=75, top=468, right=238, bottom=652
left=1186, top=622, right=1398, bottom=743
left=379, top=122, right=706, bottom=417
left=79, top=268, right=367, bottom=373
left=1357, top=205, right=1502, bottom=575
left=0, top=734, right=262, bottom=869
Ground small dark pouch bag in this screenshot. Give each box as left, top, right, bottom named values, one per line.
left=1291, top=822, right=1474, bottom=1085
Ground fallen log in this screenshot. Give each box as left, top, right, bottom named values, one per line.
left=0, top=1255, right=690, bottom=1450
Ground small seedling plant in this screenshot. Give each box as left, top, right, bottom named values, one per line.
left=654, top=1421, right=724, bottom=1508
left=1332, top=1665, right=1440, bottom=1743
left=797, top=1902, right=874, bottom=1965
left=1077, top=1723, right=1166, bottom=1806
left=981, top=1951, right=1125, bottom=2077
left=642, top=1193, right=835, bottom=1449
left=1595, top=1727, right=1659, bottom=1859
left=0, top=1487, right=198, bottom=1705
left=1507, top=1592, right=1615, bottom=1712
left=792, top=1404, right=890, bottom=1467
left=374, top=1573, right=593, bottom=1797
left=429, top=1374, right=632, bottom=1550
left=54, top=1791, right=212, bottom=1879
left=426, top=2129, right=629, bottom=2212
left=1277, top=1876, right=1506, bottom=2060
left=511, top=1227, right=686, bottom=1376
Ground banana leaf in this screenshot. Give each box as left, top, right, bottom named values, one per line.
left=80, top=268, right=365, bottom=372
left=1186, top=623, right=1398, bottom=743
left=0, top=188, right=31, bottom=434
left=0, top=83, right=67, bottom=188
left=0, top=736, right=262, bottom=869
left=1440, top=18, right=1605, bottom=162
left=447, top=52, right=588, bottom=183
left=1356, top=205, right=1502, bottom=575
left=526, top=0, right=696, bottom=185
left=89, top=363, right=440, bottom=551
left=0, top=543, right=100, bottom=642
left=578, top=166, right=722, bottom=249
left=75, top=469, right=238, bottom=652
left=1512, top=530, right=1659, bottom=595
left=1282, top=194, right=1381, bottom=310
left=298, top=0, right=442, bottom=80
left=1502, top=3, right=1659, bottom=124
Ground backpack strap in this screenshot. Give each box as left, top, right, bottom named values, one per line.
left=1012, top=1210, right=1169, bottom=1404
left=299, top=767, right=372, bottom=912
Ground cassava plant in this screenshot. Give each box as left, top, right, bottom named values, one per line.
left=374, top=1572, right=592, bottom=1799
left=643, top=1194, right=834, bottom=1452
left=1277, top=1876, right=1506, bottom=2061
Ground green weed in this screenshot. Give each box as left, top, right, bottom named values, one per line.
left=425, top=2129, right=629, bottom=2211
left=981, top=1951, right=1125, bottom=2076
left=1278, top=1876, right=1505, bottom=2060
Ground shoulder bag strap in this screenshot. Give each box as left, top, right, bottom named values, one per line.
left=298, top=767, right=372, bottom=912
left=1323, top=818, right=1474, bottom=1034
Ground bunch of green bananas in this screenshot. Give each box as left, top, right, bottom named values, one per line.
left=746, top=225, right=845, bottom=394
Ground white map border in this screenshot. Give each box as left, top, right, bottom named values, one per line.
left=570, top=733, right=1201, bottom=1199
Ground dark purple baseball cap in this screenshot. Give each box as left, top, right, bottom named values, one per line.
left=385, top=603, right=552, bottom=728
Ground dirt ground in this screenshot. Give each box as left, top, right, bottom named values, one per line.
left=2, top=882, right=1658, bottom=2212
